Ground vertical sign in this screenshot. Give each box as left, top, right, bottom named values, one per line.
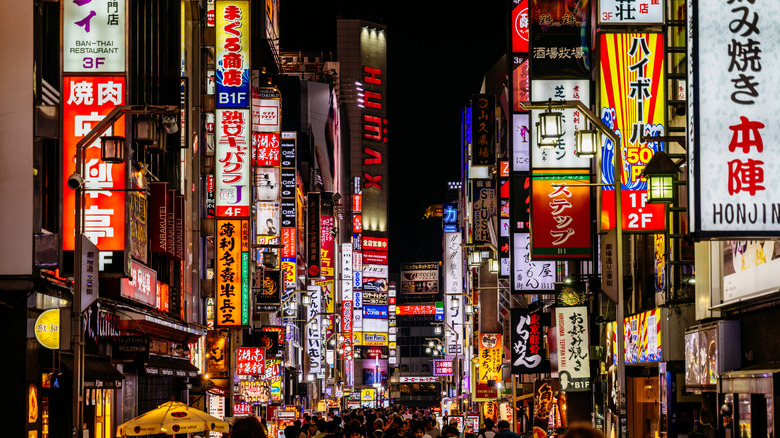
left=62, top=76, right=126, bottom=251
left=690, top=1, right=780, bottom=236
left=216, top=0, right=250, bottom=108
left=600, top=33, right=666, bottom=232
left=307, top=193, right=321, bottom=278
left=444, top=233, right=463, bottom=295
left=235, top=347, right=265, bottom=375
left=216, top=219, right=244, bottom=326
left=478, top=333, right=503, bottom=384
left=63, top=0, right=126, bottom=72
left=510, top=308, right=548, bottom=374
left=530, top=169, right=592, bottom=259
left=512, top=233, right=555, bottom=292
left=555, top=306, right=590, bottom=391
left=529, top=0, right=590, bottom=78
left=215, top=109, right=251, bottom=217
left=445, top=293, right=464, bottom=357
left=471, top=94, right=495, bottom=166
left=531, top=79, right=591, bottom=169
left=306, top=285, right=322, bottom=375
left=471, top=180, right=496, bottom=243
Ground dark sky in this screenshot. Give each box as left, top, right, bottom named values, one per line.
left=279, top=1, right=508, bottom=270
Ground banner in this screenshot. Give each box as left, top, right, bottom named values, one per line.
left=510, top=308, right=549, bottom=374
left=400, top=262, right=439, bottom=294
left=555, top=306, right=590, bottom=391
left=600, top=33, right=666, bottom=233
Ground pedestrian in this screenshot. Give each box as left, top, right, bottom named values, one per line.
left=230, top=416, right=267, bottom=438
left=411, top=422, right=432, bottom=438
left=477, top=419, right=495, bottom=438
left=495, top=421, right=520, bottom=438
left=560, top=423, right=604, bottom=438
left=442, top=426, right=460, bottom=438
left=426, top=418, right=441, bottom=438
left=370, top=419, right=385, bottom=438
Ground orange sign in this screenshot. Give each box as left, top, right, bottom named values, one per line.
left=62, top=76, right=127, bottom=251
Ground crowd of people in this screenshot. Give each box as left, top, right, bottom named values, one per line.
left=228, top=407, right=603, bottom=438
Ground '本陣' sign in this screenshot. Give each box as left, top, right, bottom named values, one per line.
left=689, top=0, right=780, bottom=236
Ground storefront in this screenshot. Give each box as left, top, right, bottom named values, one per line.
left=719, top=367, right=779, bottom=437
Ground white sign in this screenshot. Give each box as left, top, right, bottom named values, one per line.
left=531, top=80, right=591, bottom=169
left=400, top=376, right=440, bottom=383
left=342, top=243, right=353, bottom=279
left=363, top=264, right=389, bottom=279
left=599, top=0, right=663, bottom=24
left=443, top=232, right=463, bottom=294
left=513, top=233, right=555, bottom=291
left=723, top=241, right=780, bottom=304
left=63, top=0, right=126, bottom=72
left=216, top=109, right=251, bottom=216
left=555, top=306, right=590, bottom=391
left=306, top=285, right=322, bottom=375
left=512, top=113, right=530, bottom=172
left=690, top=1, right=780, bottom=235
left=445, top=294, right=463, bottom=357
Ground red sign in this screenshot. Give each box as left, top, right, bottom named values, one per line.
left=362, top=236, right=388, bottom=252
left=120, top=260, right=157, bottom=307
left=252, top=132, right=280, bottom=166
left=62, top=76, right=127, bottom=251
left=362, top=250, right=388, bottom=265
left=353, top=214, right=363, bottom=233
left=433, top=359, right=453, bottom=376
left=235, top=347, right=265, bottom=375
left=282, top=227, right=296, bottom=258
left=396, top=305, right=436, bottom=315
left=352, top=194, right=362, bottom=213
left=511, top=0, right=529, bottom=53
left=234, top=403, right=251, bottom=416
left=531, top=170, right=592, bottom=259
left=342, top=301, right=353, bottom=332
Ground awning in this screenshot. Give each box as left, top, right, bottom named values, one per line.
left=60, top=354, right=125, bottom=389
left=720, top=365, right=780, bottom=395
left=141, top=355, right=200, bottom=378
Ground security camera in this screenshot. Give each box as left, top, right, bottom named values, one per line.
left=67, top=173, right=84, bottom=190
left=161, top=115, right=179, bottom=135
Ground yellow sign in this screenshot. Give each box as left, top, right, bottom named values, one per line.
left=216, top=219, right=244, bottom=326
left=354, top=332, right=388, bottom=346
left=34, top=309, right=60, bottom=350
left=389, top=341, right=397, bottom=349
left=360, top=388, right=375, bottom=401
left=478, top=333, right=502, bottom=384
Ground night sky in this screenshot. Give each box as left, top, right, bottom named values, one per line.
left=278, top=1, right=508, bottom=271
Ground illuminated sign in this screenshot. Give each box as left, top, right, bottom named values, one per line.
left=599, top=0, right=663, bottom=24
left=216, top=219, right=249, bottom=326
left=62, top=76, right=126, bottom=251
left=363, top=305, right=388, bottom=319
left=556, top=306, right=591, bottom=391
left=395, top=305, right=436, bottom=315
left=600, top=33, right=666, bottom=233
left=624, top=308, right=661, bottom=364
left=530, top=169, right=592, bottom=259
left=63, top=0, right=125, bottom=72
left=433, top=359, right=453, bottom=376
left=471, top=94, right=495, bottom=166
left=235, top=347, right=265, bottom=375
left=215, top=109, right=251, bottom=217
left=531, top=79, right=591, bottom=169
left=34, top=309, right=60, bottom=350
left=478, top=333, right=502, bottom=384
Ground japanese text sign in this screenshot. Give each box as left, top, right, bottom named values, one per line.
left=600, top=33, right=666, bottom=232
left=599, top=0, right=663, bottom=24
left=216, top=109, right=251, bottom=217
left=433, top=359, right=453, bottom=376
left=478, top=333, right=503, bottom=384
left=624, top=308, right=661, bottom=364
left=216, top=1, right=250, bottom=108
left=62, top=76, right=126, bottom=251
left=471, top=94, right=496, bottom=166
left=531, top=80, right=591, bottom=169
left=513, top=233, right=555, bottom=292
left=689, top=1, right=780, bottom=236
left=235, top=347, right=265, bottom=375
left=63, top=0, right=126, bottom=72
left=216, top=219, right=247, bottom=326
left=511, top=308, right=549, bottom=374
left=306, top=285, right=322, bottom=374
left=531, top=169, right=591, bottom=259
left=555, top=306, right=590, bottom=391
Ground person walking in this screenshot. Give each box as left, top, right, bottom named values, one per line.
left=230, top=416, right=267, bottom=438
left=495, top=421, right=520, bottom=438
left=476, top=419, right=496, bottom=438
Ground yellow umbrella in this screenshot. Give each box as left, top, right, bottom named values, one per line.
left=117, top=400, right=230, bottom=436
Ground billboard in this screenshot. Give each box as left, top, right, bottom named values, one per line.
left=689, top=1, right=780, bottom=236
left=600, top=33, right=666, bottom=233
left=400, top=262, right=439, bottom=294
left=530, top=169, right=592, bottom=259
left=62, top=76, right=126, bottom=251
left=624, top=308, right=661, bottom=364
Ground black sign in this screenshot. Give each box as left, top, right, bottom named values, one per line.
left=281, top=200, right=296, bottom=227
left=255, top=269, right=281, bottom=313
left=280, top=134, right=296, bottom=168
left=115, top=335, right=150, bottom=361
left=529, top=0, right=590, bottom=78
left=470, top=94, right=495, bottom=166
left=511, top=175, right=531, bottom=232
left=256, top=87, right=281, bottom=99
left=510, top=308, right=549, bottom=374
left=362, top=291, right=388, bottom=305
left=281, top=169, right=296, bottom=198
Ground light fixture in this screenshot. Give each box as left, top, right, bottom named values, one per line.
left=134, top=114, right=158, bottom=144
left=307, top=373, right=315, bottom=382
left=489, top=258, right=499, bottom=273
left=641, top=151, right=679, bottom=204
left=337, top=347, right=344, bottom=355
left=575, top=130, right=600, bottom=159
left=182, top=344, right=191, bottom=356
left=539, top=99, right=564, bottom=140
left=100, top=135, right=126, bottom=163
left=161, top=115, right=179, bottom=135
left=432, top=350, right=440, bottom=356
left=536, top=122, right=559, bottom=149
left=329, top=338, right=336, bottom=347
left=428, top=340, right=435, bottom=348
left=450, top=296, right=461, bottom=310
left=434, top=325, right=443, bottom=335
left=468, top=251, right=483, bottom=266
left=495, top=382, right=503, bottom=390
left=147, top=124, right=168, bottom=154
left=426, top=347, right=432, bottom=354
left=301, top=292, right=312, bottom=307
left=465, top=304, right=474, bottom=316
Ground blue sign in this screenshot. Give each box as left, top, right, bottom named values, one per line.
left=354, top=271, right=362, bottom=290
left=354, top=292, right=363, bottom=309
left=435, top=301, right=444, bottom=321
left=363, top=305, right=388, bottom=319
left=443, top=202, right=458, bottom=233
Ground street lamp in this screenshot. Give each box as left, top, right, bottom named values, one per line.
left=640, top=151, right=680, bottom=204
left=574, top=130, right=600, bottom=159
left=521, top=99, right=627, bottom=430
